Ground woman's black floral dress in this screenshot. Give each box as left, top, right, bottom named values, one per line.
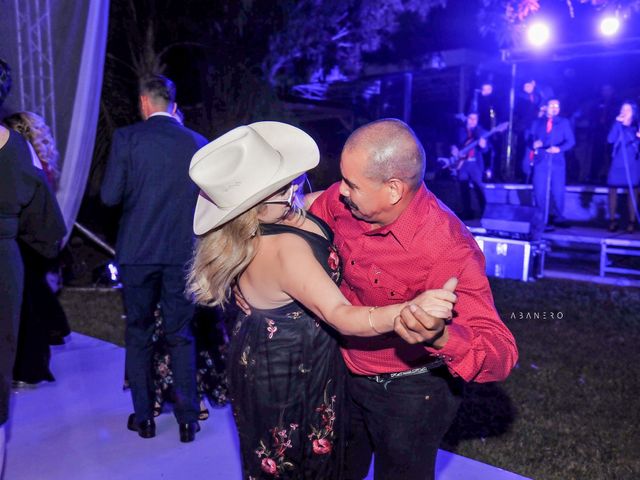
left=229, top=212, right=346, bottom=479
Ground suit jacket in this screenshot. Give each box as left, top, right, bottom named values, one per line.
left=101, top=115, right=208, bottom=265
left=528, top=116, right=575, bottom=165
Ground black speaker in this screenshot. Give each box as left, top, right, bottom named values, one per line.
left=481, top=204, right=536, bottom=236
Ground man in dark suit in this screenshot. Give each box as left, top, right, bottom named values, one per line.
left=101, top=75, right=207, bottom=442
left=529, top=98, right=575, bottom=232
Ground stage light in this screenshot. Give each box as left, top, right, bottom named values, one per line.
left=107, top=262, right=119, bottom=282
left=599, top=16, right=620, bottom=37
left=527, top=22, right=551, bottom=47
left=92, top=262, right=121, bottom=287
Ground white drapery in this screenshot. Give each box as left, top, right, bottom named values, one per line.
left=56, top=0, right=110, bottom=243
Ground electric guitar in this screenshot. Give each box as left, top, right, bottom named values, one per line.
left=438, top=121, right=509, bottom=172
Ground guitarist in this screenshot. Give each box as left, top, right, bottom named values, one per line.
left=451, top=112, right=491, bottom=219
left=528, top=98, right=575, bottom=230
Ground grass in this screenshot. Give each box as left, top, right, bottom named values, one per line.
left=445, top=278, right=640, bottom=480
left=59, top=277, right=640, bottom=480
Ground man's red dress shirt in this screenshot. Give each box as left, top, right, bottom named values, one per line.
left=310, top=183, right=518, bottom=383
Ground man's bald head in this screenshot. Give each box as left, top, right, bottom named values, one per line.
left=343, top=119, right=425, bottom=191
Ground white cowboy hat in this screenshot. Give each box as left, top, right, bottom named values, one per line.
left=189, top=121, right=320, bottom=234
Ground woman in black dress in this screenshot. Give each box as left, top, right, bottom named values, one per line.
left=187, top=122, right=456, bottom=479
left=2, top=111, right=70, bottom=385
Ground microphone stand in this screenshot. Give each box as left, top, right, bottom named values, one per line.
left=618, top=123, right=640, bottom=228
left=544, top=151, right=552, bottom=227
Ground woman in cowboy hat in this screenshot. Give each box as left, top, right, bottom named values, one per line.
left=188, top=121, right=455, bottom=479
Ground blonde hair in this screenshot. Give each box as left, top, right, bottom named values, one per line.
left=3, top=111, right=60, bottom=188
left=188, top=206, right=262, bottom=307
left=187, top=182, right=307, bottom=308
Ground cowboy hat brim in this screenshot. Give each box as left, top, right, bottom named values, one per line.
left=192, top=121, right=319, bottom=235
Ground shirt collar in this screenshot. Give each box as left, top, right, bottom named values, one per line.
left=148, top=112, right=175, bottom=119
left=364, top=184, right=429, bottom=251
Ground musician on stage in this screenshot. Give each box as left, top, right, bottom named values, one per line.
left=451, top=112, right=491, bottom=219
left=471, top=80, right=502, bottom=181
left=528, top=98, right=575, bottom=230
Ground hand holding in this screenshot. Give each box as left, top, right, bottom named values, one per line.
left=533, top=140, right=543, bottom=149
left=478, top=138, right=487, bottom=149
left=546, top=146, right=560, bottom=154
left=412, top=277, right=457, bottom=319
left=393, top=278, right=458, bottom=346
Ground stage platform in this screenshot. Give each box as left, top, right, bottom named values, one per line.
left=450, top=181, right=640, bottom=287
left=467, top=221, right=640, bottom=287
left=4, top=333, right=529, bottom=480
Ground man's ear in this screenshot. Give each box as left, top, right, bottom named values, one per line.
left=139, top=96, right=149, bottom=119
left=387, top=178, right=405, bottom=205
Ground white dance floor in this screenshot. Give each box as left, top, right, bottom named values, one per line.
left=4, top=333, right=528, bottom=480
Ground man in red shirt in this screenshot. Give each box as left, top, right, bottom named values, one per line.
left=310, top=118, right=518, bottom=480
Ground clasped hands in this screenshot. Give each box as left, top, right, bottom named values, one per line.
left=393, top=277, right=458, bottom=348
left=533, top=140, right=560, bottom=154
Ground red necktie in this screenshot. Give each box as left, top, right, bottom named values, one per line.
left=546, top=117, right=553, bottom=133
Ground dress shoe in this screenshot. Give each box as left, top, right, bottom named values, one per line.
left=179, top=421, right=200, bottom=443
left=127, top=413, right=156, bottom=438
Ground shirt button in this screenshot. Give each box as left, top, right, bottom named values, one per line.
left=350, top=260, right=355, bottom=265
left=374, top=279, right=379, bottom=284
left=390, top=291, right=395, bottom=296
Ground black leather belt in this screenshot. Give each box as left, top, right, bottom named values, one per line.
left=364, top=358, right=445, bottom=386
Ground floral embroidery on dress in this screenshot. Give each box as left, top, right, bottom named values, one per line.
left=255, top=423, right=299, bottom=477
left=266, top=319, right=278, bottom=339
left=327, top=245, right=341, bottom=283
left=239, top=346, right=251, bottom=367
left=286, top=310, right=303, bottom=320
left=308, top=381, right=336, bottom=455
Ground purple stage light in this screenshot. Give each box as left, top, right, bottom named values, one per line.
left=599, top=16, right=620, bottom=37
left=527, top=22, right=551, bottom=47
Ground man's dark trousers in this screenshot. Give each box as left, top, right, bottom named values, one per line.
left=458, top=159, right=486, bottom=218
left=532, top=153, right=566, bottom=223
left=344, top=368, right=462, bottom=480
left=120, top=264, right=198, bottom=424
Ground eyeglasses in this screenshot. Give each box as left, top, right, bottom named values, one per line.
left=264, top=187, right=294, bottom=209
